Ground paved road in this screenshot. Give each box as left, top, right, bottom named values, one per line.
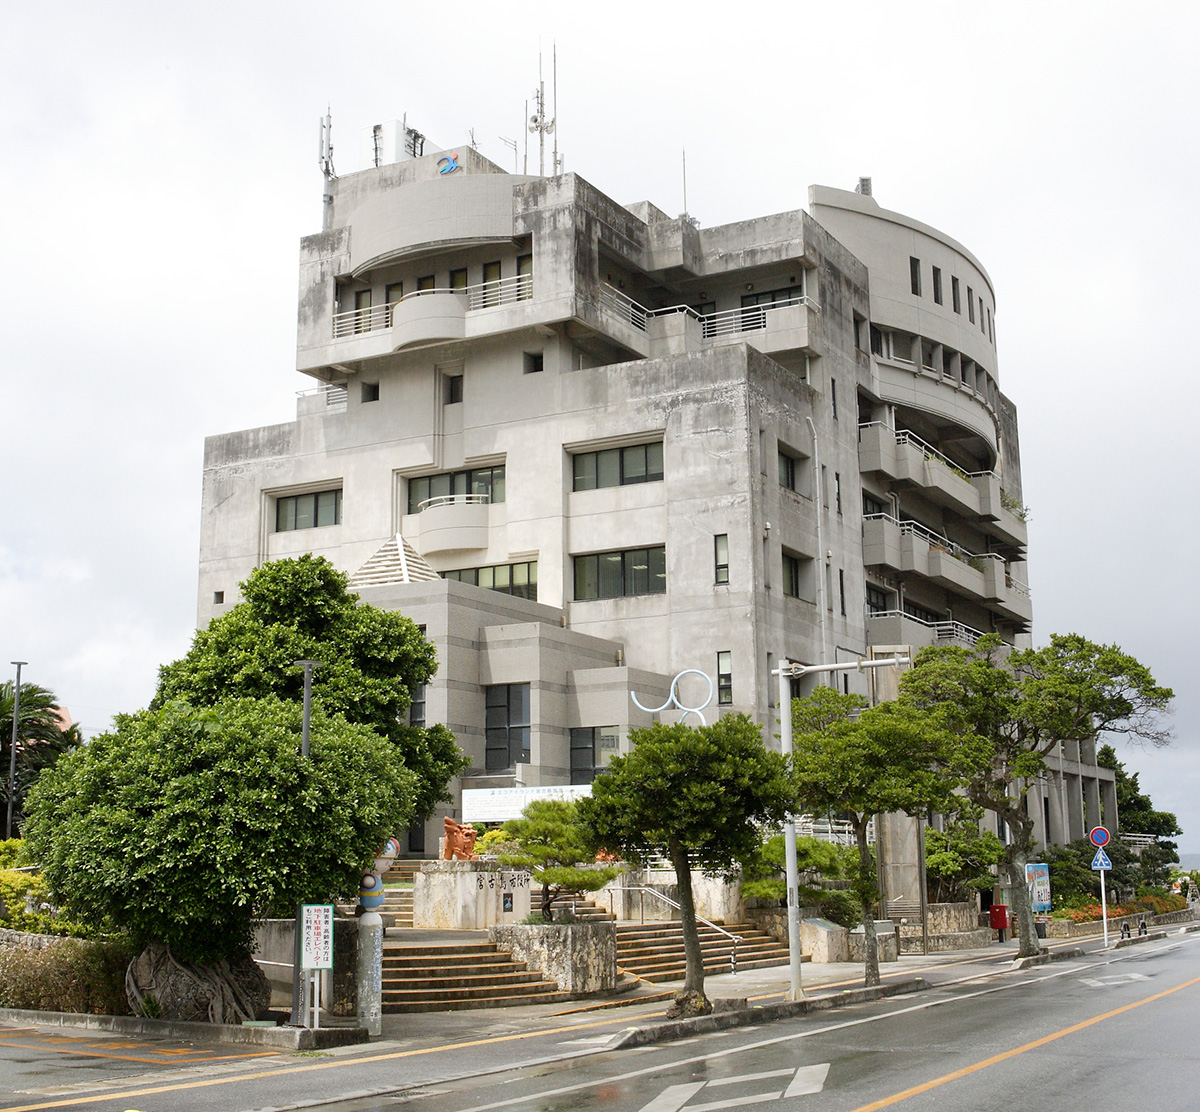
left=0, top=931, right=1192, bottom=1111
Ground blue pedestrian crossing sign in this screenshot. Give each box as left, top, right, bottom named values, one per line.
left=1091, top=848, right=1112, bottom=871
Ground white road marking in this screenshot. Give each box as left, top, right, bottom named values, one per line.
left=636, top=1065, right=830, bottom=1111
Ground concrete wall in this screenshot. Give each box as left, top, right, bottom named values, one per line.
left=413, top=861, right=532, bottom=930
left=490, top=922, right=616, bottom=995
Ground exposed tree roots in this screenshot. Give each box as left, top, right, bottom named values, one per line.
left=125, top=943, right=270, bottom=1025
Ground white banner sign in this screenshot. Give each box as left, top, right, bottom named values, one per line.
left=302, top=904, right=334, bottom=970
left=462, top=784, right=592, bottom=823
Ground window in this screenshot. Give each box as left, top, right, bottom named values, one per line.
left=574, top=546, right=666, bottom=600
left=417, top=275, right=436, bottom=292
left=967, top=287, right=975, bottom=324
left=987, top=306, right=993, bottom=342
left=443, top=560, right=537, bottom=601
left=890, top=332, right=913, bottom=362
left=932, top=266, right=943, bottom=305
left=717, top=651, right=732, bottom=705
left=951, top=276, right=961, bottom=314
left=979, top=296, right=986, bottom=333
left=573, top=441, right=664, bottom=491
left=407, top=822, right=425, bottom=854
left=485, top=684, right=530, bottom=769
left=839, top=569, right=847, bottom=616
left=523, top=351, right=544, bottom=374
left=782, top=552, right=815, bottom=601
left=213, top=591, right=224, bottom=605
left=866, top=585, right=891, bottom=614
left=778, top=450, right=796, bottom=490
left=361, top=382, right=379, bottom=403
left=276, top=488, right=342, bottom=532
left=409, top=683, right=426, bottom=727
left=408, top=466, right=505, bottom=513
left=353, top=289, right=372, bottom=333
left=385, top=283, right=404, bottom=319
left=870, top=325, right=883, bottom=356
left=714, top=534, right=729, bottom=585
left=570, top=725, right=618, bottom=784
left=830, top=378, right=838, bottom=418
left=909, top=257, right=922, bottom=296
left=863, top=492, right=886, bottom=517
left=904, top=599, right=942, bottom=624
left=834, top=472, right=842, bottom=515
left=449, top=268, right=468, bottom=291
left=444, top=374, right=463, bottom=404
left=738, top=284, right=805, bottom=330
left=517, top=253, right=533, bottom=299
left=481, top=260, right=502, bottom=306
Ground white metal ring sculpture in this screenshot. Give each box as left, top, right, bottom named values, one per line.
left=631, top=668, right=715, bottom=726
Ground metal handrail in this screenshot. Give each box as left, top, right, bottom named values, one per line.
left=862, top=513, right=1004, bottom=571
left=618, top=884, right=743, bottom=974
left=866, top=608, right=986, bottom=647
left=417, top=493, right=491, bottom=512
left=857, top=422, right=996, bottom=482
left=598, top=284, right=820, bottom=342
left=332, top=273, right=533, bottom=337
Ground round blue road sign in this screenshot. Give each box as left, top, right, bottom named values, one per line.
left=1090, top=826, right=1110, bottom=847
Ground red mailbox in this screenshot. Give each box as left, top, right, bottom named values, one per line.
left=989, top=905, right=1010, bottom=931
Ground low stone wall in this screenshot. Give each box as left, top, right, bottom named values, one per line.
left=0, top=928, right=69, bottom=952
left=1043, top=907, right=1197, bottom=939
left=849, top=922, right=898, bottom=963
left=801, top=918, right=848, bottom=963
left=898, top=928, right=993, bottom=954
left=489, top=922, right=616, bottom=995
left=597, top=869, right=743, bottom=924
left=413, top=861, right=532, bottom=930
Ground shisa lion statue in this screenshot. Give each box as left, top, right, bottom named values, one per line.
left=441, top=817, right=479, bottom=860
left=358, top=835, right=402, bottom=911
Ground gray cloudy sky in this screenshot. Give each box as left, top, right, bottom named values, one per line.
left=3, top=2, right=1197, bottom=850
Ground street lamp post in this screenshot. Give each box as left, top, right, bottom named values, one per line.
left=8, top=662, right=27, bottom=841
left=290, top=660, right=323, bottom=1026
left=774, top=654, right=910, bottom=1001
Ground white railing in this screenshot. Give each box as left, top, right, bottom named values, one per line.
left=862, top=513, right=1005, bottom=574
left=416, top=493, right=491, bottom=512
left=796, top=815, right=874, bottom=847
left=700, top=294, right=818, bottom=339
left=331, top=273, right=533, bottom=338
left=616, top=885, right=743, bottom=973
left=296, top=384, right=348, bottom=407
left=858, top=422, right=996, bottom=482
left=867, top=609, right=986, bottom=647
left=598, top=284, right=820, bottom=342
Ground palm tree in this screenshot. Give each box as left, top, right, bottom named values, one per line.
left=0, top=682, right=82, bottom=835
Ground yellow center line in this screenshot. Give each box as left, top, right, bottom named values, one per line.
left=844, top=974, right=1200, bottom=1112
left=0, top=1039, right=273, bottom=1067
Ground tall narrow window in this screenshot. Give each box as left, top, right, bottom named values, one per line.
left=714, top=534, right=730, bottom=585
left=909, top=257, right=922, bottom=296
left=482, top=260, right=502, bottom=306
left=444, top=375, right=463, bottom=405
left=485, top=683, right=530, bottom=769
left=980, top=296, right=986, bottom=333
left=516, top=253, right=533, bottom=299
left=834, top=472, right=843, bottom=515
left=385, top=283, right=403, bottom=321
left=951, top=276, right=961, bottom=314
left=967, top=287, right=975, bottom=324
left=717, top=652, right=733, bottom=705
left=830, top=378, right=838, bottom=418
left=839, top=569, right=847, bottom=615
left=449, top=268, right=468, bottom=291
left=354, top=289, right=373, bottom=333
left=932, top=266, right=943, bottom=305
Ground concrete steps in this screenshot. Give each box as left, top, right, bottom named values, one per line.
left=616, top=921, right=797, bottom=983
left=379, top=940, right=570, bottom=1012
left=545, top=894, right=617, bottom=922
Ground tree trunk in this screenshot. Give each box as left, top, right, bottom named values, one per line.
left=541, top=882, right=554, bottom=922
left=667, top=838, right=711, bottom=1017
left=1006, top=838, right=1041, bottom=959
left=856, top=821, right=880, bottom=987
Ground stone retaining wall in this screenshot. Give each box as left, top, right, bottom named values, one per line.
left=0, top=928, right=70, bottom=951
left=489, top=922, right=616, bottom=995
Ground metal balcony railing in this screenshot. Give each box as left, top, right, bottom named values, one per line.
left=331, top=273, right=533, bottom=338
left=598, top=284, right=820, bottom=341
left=862, top=513, right=1005, bottom=574
left=416, top=493, right=491, bottom=512
left=858, top=422, right=996, bottom=482
left=866, top=609, right=986, bottom=647
left=296, top=384, right=348, bottom=408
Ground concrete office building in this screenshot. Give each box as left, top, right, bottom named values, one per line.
left=197, top=136, right=1113, bottom=852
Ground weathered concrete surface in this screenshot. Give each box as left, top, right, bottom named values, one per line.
left=849, top=921, right=898, bottom=963
left=490, top=921, right=616, bottom=995
left=800, top=917, right=849, bottom=963
left=413, top=861, right=532, bottom=929
left=599, top=868, right=744, bottom=924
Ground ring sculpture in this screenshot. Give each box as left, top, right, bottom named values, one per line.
left=631, top=668, right=715, bottom=726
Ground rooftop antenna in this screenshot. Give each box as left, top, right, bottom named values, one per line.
left=468, top=128, right=478, bottom=150
left=682, top=147, right=688, bottom=218
left=523, top=100, right=529, bottom=174
left=528, top=49, right=555, bottom=176
left=552, top=42, right=561, bottom=174
left=318, top=107, right=336, bottom=232
left=498, top=134, right=518, bottom=172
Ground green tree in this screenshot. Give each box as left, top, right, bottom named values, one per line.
left=897, top=634, right=1173, bottom=957
left=740, top=834, right=860, bottom=928
left=153, top=555, right=467, bottom=819
left=0, top=681, right=82, bottom=833
left=924, top=804, right=1006, bottom=904
left=499, top=800, right=620, bottom=921
left=576, top=715, right=792, bottom=1015
left=790, top=688, right=957, bottom=986
left=24, top=697, right=416, bottom=967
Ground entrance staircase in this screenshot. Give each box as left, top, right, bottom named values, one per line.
left=616, top=921, right=797, bottom=983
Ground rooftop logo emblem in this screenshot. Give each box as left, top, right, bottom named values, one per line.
left=437, top=152, right=461, bottom=175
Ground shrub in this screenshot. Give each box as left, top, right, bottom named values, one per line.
left=0, top=871, right=96, bottom=938
left=0, top=938, right=135, bottom=1014
left=0, top=840, right=29, bottom=870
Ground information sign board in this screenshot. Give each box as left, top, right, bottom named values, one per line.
left=302, top=904, right=334, bottom=970
left=1026, top=863, right=1051, bottom=913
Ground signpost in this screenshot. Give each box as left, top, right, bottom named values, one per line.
left=301, top=904, right=334, bottom=1029
left=1026, top=863, right=1051, bottom=915
left=1090, top=827, right=1112, bottom=947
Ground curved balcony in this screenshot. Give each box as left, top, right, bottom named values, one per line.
left=390, top=291, right=467, bottom=348
left=413, top=494, right=491, bottom=555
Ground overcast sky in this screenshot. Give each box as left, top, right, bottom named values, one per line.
left=3, top=2, right=1197, bottom=851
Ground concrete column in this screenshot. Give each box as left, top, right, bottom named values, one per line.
left=1028, top=782, right=1048, bottom=849
left=1102, top=780, right=1119, bottom=831
left=1083, top=777, right=1102, bottom=834
left=1046, top=774, right=1066, bottom=845
left=1065, top=774, right=1085, bottom=842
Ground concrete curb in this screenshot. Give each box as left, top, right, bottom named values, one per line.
left=1010, top=947, right=1085, bottom=970
left=0, top=1007, right=368, bottom=1049
left=608, top=977, right=928, bottom=1049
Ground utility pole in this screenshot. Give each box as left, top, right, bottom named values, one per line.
left=7, top=662, right=26, bottom=840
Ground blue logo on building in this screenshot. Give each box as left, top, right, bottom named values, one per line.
left=437, top=152, right=461, bottom=175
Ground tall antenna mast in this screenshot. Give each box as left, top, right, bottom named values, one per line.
left=528, top=50, right=555, bottom=176
left=552, top=43, right=560, bottom=175
left=682, top=147, right=688, bottom=218
left=318, top=108, right=335, bottom=232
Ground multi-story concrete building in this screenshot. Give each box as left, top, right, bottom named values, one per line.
left=197, top=139, right=1110, bottom=853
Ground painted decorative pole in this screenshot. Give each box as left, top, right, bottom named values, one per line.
left=356, top=835, right=400, bottom=1035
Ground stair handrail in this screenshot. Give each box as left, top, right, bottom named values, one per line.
left=619, top=884, right=743, bottom=974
